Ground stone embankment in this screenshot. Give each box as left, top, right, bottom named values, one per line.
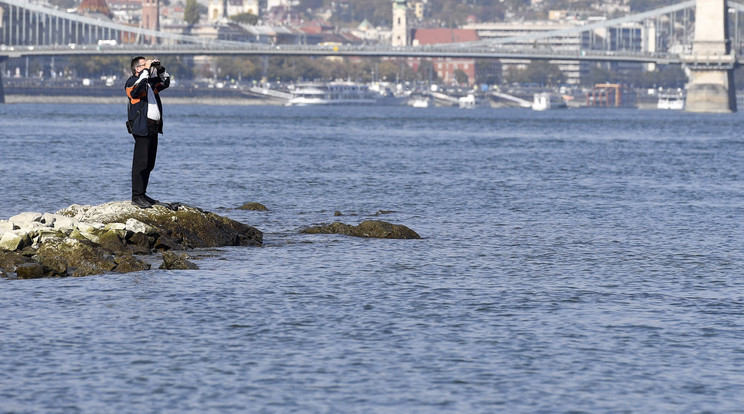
left=0, top=201, right=262, bottom=279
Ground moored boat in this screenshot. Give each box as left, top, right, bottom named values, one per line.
left=286, top=82, right=379, bottom=106
left=458, top=93, right=490, bottom=109
left=532, top=92, right=568, bottom=111
left=657, top=91, right=685, bottom=110
left=408, top=92, right=434, bottom=108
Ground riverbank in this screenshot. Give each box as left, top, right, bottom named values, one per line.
left=4, top=95, right=284, bottom=105
left=1, top=83, right=288, bottom=105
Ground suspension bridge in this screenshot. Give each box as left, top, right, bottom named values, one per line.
left=0, top=0, right=741, bottom=112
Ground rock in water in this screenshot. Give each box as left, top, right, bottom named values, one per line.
left=159, top=251, right=199, bottom=270
left=237, top=202, right=269, bottom=211
left=58, top=202, right=263, bottom=248
left=301, top=220, right=421, bottom=239
left=0, top=201, right=262, bottom=278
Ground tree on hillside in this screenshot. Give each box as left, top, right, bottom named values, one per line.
left=300, top=0, right=324, bottom=11
left=629, top=0, right=680, bottom=12
left=184, top=0, right=200, bottom=25
left=231, top=12, right=259, bottom=25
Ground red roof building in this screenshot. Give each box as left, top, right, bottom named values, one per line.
left=408, top=28, right=480, bottom=86
left=411, top=28, right=479, bottom=46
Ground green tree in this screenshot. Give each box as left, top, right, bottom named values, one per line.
left=454, top=69, right=469, bottom=85
left=583, top=65, right=616, bottom=86
left=184, top=0, right=200, bottom=25
left=231, top=12, right=259, bottom=25
left=68, top=56, right=130, bottom=78
left=375, top=60, right=415, bottom=83
left=475, top=59, right=500, bottom=85
left=214, top=56, right=259, bottom=80
left=522, top=60, right=565, bottom=86
left=416, top=60, right=438, bottom=82
left=159, top=56, right=194, bottom=80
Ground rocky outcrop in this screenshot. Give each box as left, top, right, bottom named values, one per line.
left=0, top=201, right=262, bottom=278
left=301, top=220, right=421, bottom=239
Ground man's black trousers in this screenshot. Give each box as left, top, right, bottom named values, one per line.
left=131, top=121, right=159, bottom=198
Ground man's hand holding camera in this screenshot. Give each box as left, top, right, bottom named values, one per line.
left=146, top=59, right=165, bottom=74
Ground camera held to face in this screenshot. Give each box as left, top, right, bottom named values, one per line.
left=150, top=59, right=160, bottom=68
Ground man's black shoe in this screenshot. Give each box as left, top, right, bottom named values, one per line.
left=132, top=197, right=153, bottom=209
left=144, top=195, right=160, bottom=205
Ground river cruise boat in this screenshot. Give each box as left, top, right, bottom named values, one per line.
left=287, top=82, right=381, bottom=106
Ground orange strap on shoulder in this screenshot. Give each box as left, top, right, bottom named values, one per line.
left=126, top=85, right=146, bottom=104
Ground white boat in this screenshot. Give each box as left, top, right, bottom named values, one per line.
left=657, top=92, right=685, bottom=110
left=408, top=93, right=434, bottom=108
left=458, top=93, right=490, bottom=108
left=286, top=82, right=379, bottom=106
left=532, top=92, right=567, bottom=111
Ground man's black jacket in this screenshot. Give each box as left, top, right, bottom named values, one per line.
left=125, top=68, right=170, bottom=136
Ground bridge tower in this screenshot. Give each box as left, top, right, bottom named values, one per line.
left=683, top=0, right=737, bottom=113
left=142, top=0, right=160, bottom=44
left=0, top=58, right=5, bottom=104
left=392, top=0, right=409, bottom=46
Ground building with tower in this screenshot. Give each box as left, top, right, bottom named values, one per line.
left=208, top=0, right=260, bottom=24
left=141, top=0, right=159, bottom=43
left=392, top=0, right=409, bottom=46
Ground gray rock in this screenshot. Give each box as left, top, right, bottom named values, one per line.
left=237, top=202, right=269, bottom=211
left=126, top=232, right=153, bottom=255
left=113, top=254, right=151, bottom=273
left=36, top=238, right=117, bottom=277
left=159, top=251, right=199, bottom=270
left=125, top=218, right=157, bottom=235
left=16, top=263, right=45, bottom=279
left=40, top=212, right=57, bottom=225
left=51, top=214, right=78, bottom=230
left=0, top=220, right=16, bottom=232
left=301, top=220, right=421, bottom=239
left=0, top=251, right=34, bottom=275
left=9, top=212, right=42, bottom=226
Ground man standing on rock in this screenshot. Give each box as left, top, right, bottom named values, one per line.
left=125, top=56, right=170, bottom=209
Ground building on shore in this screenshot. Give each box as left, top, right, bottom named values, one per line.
left=410, top=28, right=480, bottom=86
left=464, top=18, right=652, bottom=85
left=207, top=0, right=259, bottom=24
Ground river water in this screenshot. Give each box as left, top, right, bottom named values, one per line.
left=1, top=103, right=743, bottom=413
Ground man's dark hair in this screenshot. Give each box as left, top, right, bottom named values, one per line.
left=131, top=56, right=146, bottom=75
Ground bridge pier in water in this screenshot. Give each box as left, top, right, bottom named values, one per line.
left=0, top=57, right=5, bottom=104
left=684, top=0, right=737, bottom=113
